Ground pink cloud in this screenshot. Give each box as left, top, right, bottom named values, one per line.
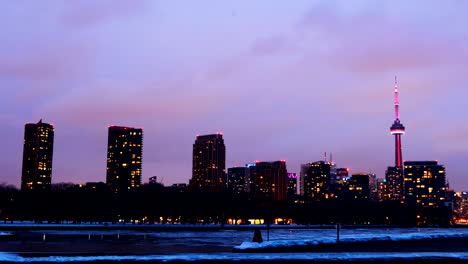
left=38, top=79, right=226, bottom=126
left=298, top=3, right=468, bottom=73
left=0, top=42, right=90, bottom=81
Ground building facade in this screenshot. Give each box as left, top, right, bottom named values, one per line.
left=21, top=120, right=54, bottom=191
left=106, top=126, right=143, bottom=193
left=287, top=173, right=298, bottom=199
left=330, top=167, right=349, bottom=199
left=252, top=161, right=288, bottom=201
left=385, top=166, right=404, bottom=202
left=404, top=161, right=446, bottom=208
left=227, top=166, right=248, bottom=195
left=190, top=133, right=226, bottom=190
left=349, top=173, right=370, bottom=200
left=300, top=161, right=331, bottom=201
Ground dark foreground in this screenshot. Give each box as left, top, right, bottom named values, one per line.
left=1, top=253, right=468, bottom=264
left=1, top=226, right=468, bottom=263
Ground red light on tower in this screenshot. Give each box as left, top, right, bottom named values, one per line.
left=346, top=168, right=350, bottom=172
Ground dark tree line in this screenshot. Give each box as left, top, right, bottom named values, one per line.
left=0, top=184, right=451, bottom=226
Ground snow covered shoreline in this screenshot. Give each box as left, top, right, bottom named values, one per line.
left=233, top=232, right=468, bottom=253
left=1, top=252, right=468, bottom=263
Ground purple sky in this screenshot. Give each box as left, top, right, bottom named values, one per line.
left=1, top=1, right=468, bottom=190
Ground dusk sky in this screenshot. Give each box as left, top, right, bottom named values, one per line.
left=1, top=1, right=467, bottom=190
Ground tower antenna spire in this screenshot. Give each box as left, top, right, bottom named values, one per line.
left=394, top=76, right=399, bottom=120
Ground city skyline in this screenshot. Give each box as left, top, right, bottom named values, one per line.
left=1, top=1, right=468, bottom=190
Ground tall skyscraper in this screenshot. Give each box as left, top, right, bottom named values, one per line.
left=21, top=120, right=54, bottom=191
left=106, top=126, right=143, bottom=193
left=190, top=133, right=226, bottom=190
left=386, top=77, right=406, bottom=202
left=252, top=161, right=288, bottom=201
left=404, top=161, right=447, bottom=208
left=300, top=161, right=331, bottom=201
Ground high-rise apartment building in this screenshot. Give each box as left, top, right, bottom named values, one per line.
left=227, top=166, right=248, bottom=195
left=330, top=167, right=349, bottom=199
left=21, top=120, right=54, bottom=191
left=385, top=166, right=404, bottom=201
left=287, top=173, right=298, bottom=199
left=368, top=174, right=379, bottom=201
left=190, top=133, right=226, bottom=190
left=252, top=161, right=288, bottom=201
left=300, top=161, right=331, bottom=201
left=404, top=161, right=446, bottom=208
left=106, top=126, right=143, bottom=193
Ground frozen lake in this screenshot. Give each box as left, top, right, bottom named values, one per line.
left=1, top=225, right=468, bottom=262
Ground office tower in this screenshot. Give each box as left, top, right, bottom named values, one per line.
left=21, top=120, right=54, bottom=191
left=190, top=133, right=226, bottom=190
left=245, top=163, right=256, bottom=193
left=385, top=77, right=406, bottom=202
left=287, top=173, right=298, bottom=199
left=377, top=178, right=387, bottom=202
left=330, top=167, right=349, bottom=199
left=227, top=166, right=248, bottom=195
left=368, top=174, right=379, bottom=201
left=300, top=161, right=331, bottom=201
left=385, top=166, right=404, bottom=201
left=348, top=173, right=370, bottom=200
left=252, top=161, right=288, bottom=201
left=106, top=126, right=143, bottom=193
left=404, top=161, right=447, bottom=207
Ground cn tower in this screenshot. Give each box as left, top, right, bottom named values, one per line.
left=390, top=76, right=405, bottom=168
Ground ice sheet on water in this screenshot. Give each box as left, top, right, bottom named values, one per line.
left=1, top=252, right=468, bottom=262
left=235, top=229, right=468, bottom=250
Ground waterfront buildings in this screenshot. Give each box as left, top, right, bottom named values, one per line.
left=106, top=126, right=143, bottom=193
left=385, top=166, right=404, bottom=201
left=349, top=173, right=370, bottom=200
left=190, top=133, right=226, bottom=190
left=404, top=161, right=447, bottom=208
left=369, top=173, right=379, bottom=201
left=287, top=173, right=298, bottom=199
left=227, top=166, right=248, bottom=195
left=330, top=167, right=349, bottom=199
left=252, top=161, right=288, bottom=201
left=21, top=120, right=54, bottom=191
left=300, top=161, right=332, bottom=201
